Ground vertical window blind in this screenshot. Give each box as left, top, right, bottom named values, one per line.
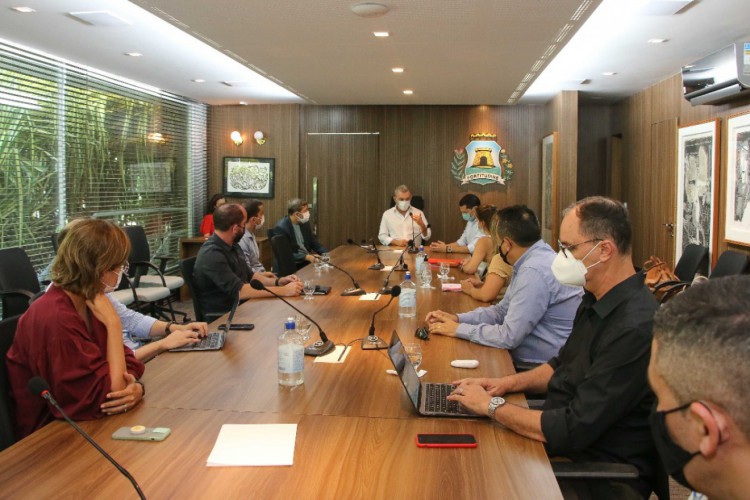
left=0, top=40, right=207, bottom=282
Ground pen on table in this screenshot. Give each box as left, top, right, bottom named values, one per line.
left=337, top=345, right=349, bottom=362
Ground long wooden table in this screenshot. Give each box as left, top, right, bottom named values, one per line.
left=0, top=246, right=562, bottom=499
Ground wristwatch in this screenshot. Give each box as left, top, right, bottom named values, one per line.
left=487, top=396, right=506, bottom=420
left=447, top=245, right=452, bottom=253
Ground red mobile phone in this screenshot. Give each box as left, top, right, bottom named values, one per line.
left=416, top=433, right=477, bottom=448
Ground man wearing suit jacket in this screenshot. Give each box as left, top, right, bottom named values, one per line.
left=273, top=198, right=328, bottom=267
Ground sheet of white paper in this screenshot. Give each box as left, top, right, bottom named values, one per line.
left=314, top=345, right=350, bottom=363
left=380, top=265, right=394, bottom=272
left=386, top=368, right=426, bottom=378
left=359, top=292, right=381, bottom=301
left=206, top=424, right=297, bottom=467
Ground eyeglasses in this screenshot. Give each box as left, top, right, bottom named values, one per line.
left=558, top=239, right=601, bottom=258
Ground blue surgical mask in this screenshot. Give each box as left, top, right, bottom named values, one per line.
left=462, top=212, right=475, bottom=222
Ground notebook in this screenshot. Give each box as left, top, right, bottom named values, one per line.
left=169, top=296, right=239, bottom=352
left=387, top=331, right=474, bottom=418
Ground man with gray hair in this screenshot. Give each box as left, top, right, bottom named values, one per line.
left=649, top=275, right=750, bottom=499
left=378, top=184, right=431, bottom=246
left=273, top=198, right=327, bottom=267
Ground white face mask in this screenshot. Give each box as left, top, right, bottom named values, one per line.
left=551, top=241, right=602, bottom=287
left=397, top=200, right=411, bottom=212
left=102, top=267, right=124, bottom=293
left=298, top=211, right=310, bottom=224
left=256, top=215, right=265, bottom=230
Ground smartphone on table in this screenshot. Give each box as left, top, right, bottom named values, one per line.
left=416, top=434, right=477, bottom=448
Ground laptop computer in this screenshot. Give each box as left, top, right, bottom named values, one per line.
left=170, top=296, right=239, bottom=352
left=387, top=331, right=474, bottom=418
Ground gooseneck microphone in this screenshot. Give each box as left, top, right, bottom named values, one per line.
left=362, top=286, right=401, bottom=350
left=347, top=238, right=384, bottom=270
left=408, top=211, right=419, bottom=254
left=312, top=255, right=366, bottom=296
left=27, top=377, right=147, bottom=500
left=250, top=279, right=335, bottom=356
left=379, top=240, right=411, bottom=295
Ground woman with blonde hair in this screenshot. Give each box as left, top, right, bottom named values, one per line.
left=460, top=207, right=513, bottom=302
left=7, top=218, right=145, bottom=438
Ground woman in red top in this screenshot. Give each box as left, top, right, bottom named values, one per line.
left=7, top=218, right=145, bottom=439
left=200, top=193, right=227, bottom=237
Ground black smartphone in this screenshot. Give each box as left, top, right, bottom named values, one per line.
left=313, top=285, right=331, bottom=295
left=416, top=434, right=477, bottom=448
left=219, top=323, right=255, bottom=331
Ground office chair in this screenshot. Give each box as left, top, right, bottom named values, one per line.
left=709, top=249, right=749, bottom=278
left=122, top=226, right=184, bottom=322
left=270, top=235, right=299, bottom=277
left=0, top=314, right=20, bottom=452
left=389, top=195, right=425, bottom=211
left=652, top=244, right=709, bottom=301
left=0, top=247, right=42, bottom=318
left=50, top=232, right=60, bottom=254
left=180, top=257, right=222, bottom=323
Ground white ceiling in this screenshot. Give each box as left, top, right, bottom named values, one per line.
left=1, top=0, right=749, bottom=106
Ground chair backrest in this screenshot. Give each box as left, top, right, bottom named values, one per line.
left=270, top=235, right=298, bottom=277
left=50, top=232, right=60, bottom=254
left=389, top=195, right=425, bottom=211
left=123, top=225, right=152, bottom=264
left=180, top=257, right=207, bottom=322
left=710, top=250, right=750, bottom=278
left=0, top=314, right=20, bottom=452
left=674, top=244, right=709, bottom=281
left=0, top=247, right=41, bottom=317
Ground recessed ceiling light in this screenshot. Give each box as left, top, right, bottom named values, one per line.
left=602, top=71, right=617, bottom=76
left=373, top=31, right=390, bottom=38
left=239, top=101, right=248, bottom=105
left=392, top=67, right=404, bottom=73
left=647, top=38, right=668, bottom=44
left=402, top=89, right=413, bottom=95
left=11, top=6, right=35, bottom=13
left=124, top=52, right=143, bottom=57
left=192, top=78, right=206, bottom=83
left=351, top=3, right=389, bottom=18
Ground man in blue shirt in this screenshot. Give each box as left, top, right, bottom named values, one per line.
left=430, top=194, right=486, bottom=255
left=426, top=205, right=582, bottom=365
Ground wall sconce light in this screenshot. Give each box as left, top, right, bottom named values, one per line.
left=230, top=130, right=243, bottom=146
left=254, top=130, right=266, bottom=145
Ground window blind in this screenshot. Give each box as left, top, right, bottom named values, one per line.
left=0, top=40, right=207, bottom=284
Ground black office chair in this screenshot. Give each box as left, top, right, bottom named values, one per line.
left=653, top=244, right=709, bottom=301
left=0, top=247, right=42, bottom=318
left=0, top=314, right=20, bottom=452
left=50, top=232, right=60, bottom=254
left=270, top=235, right=299, bottom=277
left=709, top=249, right=749, bottom=278
left=389, top=195, right=425, bottom=211
left=180, top=257, right=222, bottom=323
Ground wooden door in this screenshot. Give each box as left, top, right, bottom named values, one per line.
left=649, top=119, right=678, bottom=267
left=304, top=133, right=380, bottom=250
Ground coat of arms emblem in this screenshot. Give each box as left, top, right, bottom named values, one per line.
left=451, top=133, right=514, bottom=185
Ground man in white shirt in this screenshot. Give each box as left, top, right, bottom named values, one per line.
left=430, top=194, right=485, bottom=254
left=378, top=184, right=431, bottom=247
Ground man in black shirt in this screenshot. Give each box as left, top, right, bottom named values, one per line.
left=449, top=196, right=658, bottom=498
left=194, top=204, right=302, bottom=317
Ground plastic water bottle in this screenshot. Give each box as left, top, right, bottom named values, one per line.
left=398, top=271, right=417, bottom=318
left=415, top=245, right=426, bottom=275
left=278, top=317, right=304, bottom=386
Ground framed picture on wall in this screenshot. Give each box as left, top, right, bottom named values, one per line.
left=223, top=157, right=275, bottom=198
left=676, top=119, right=720, bottom=264
left=724, top=111, right=750, bottom=247
left=541, top=132, right=558, bottom=246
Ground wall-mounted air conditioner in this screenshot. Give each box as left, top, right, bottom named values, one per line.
left=683, top=41, right=750, bottom=106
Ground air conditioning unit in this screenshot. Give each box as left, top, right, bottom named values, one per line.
left=682, top=41, right=750, bottom=106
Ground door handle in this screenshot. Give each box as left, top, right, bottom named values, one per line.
left=662, top=223, right=674, bottom=238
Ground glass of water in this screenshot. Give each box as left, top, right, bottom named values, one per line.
left=321, top=253, right=332, bottom=269
left=438, top=262, right=451, bottom=280
left=295, top=314, right=312, bottom=341
left=420, top=267, right=433, bottom=289
left=404, top=343, right=423, bottom=371
left=303, top=280, right=315, bottom=300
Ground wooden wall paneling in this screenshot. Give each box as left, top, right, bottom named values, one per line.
left=207, top=105, right=300, bottom=234
left=607, top=135, right=623, bottom=200
left=577, top=104, right=612, bottom=199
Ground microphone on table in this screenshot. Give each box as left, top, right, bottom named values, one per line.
left=408, top=211, right=419, bottom=254
left=27, top=377, right=147, bottom=500
left=362, top=286, right=401, bottom=350
left=379, top=240, right=411, bottom=295
left=250, top=279, right=334, bottom=356
left=347, top=238, right=384, bottom=270
left=312, top=254, right=366, bottom=296
left=365, top=238, right=378, bottom=254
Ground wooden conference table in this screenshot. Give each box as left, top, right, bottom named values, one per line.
left=0, top=246, right=562, bottom=499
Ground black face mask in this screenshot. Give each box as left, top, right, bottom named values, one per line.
left=233, top=227, right=244, bottom=244
left=498, top=240, right=512, bottom=266
left=649, top=401, right=701, bottom=490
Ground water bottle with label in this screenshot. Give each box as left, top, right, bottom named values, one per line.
left=278, top=317, right=304, bottom=386
left=398, top=271, right=417, bottom=318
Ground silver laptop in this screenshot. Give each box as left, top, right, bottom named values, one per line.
left=387, top=331, right=474, bottom=418
left=170, top=296, right=239, bottom=352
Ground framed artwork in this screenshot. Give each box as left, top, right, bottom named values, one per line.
left=725, top=111, right=750, bottom=247
left=223, top=157, right=275, bottom=198
left=541, top=132, right=558, bottom=246
left=676, top=119, right=720, bottom=264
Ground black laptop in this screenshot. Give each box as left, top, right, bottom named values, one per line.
left=170, top=296, right=239, bottom=352
left=387, top=331, right=474, bottom=417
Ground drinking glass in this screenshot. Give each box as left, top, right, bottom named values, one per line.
left=420, top=267, right=433, bottom=289
left=321, top=253, right=332, bottom=269
left=295, top=314, right=312, bottom=341
left=303, top=280, right=315, bottom=300
left=439, top=262, right=451, bottom=280
left=404, top=343, right=423, bottom=371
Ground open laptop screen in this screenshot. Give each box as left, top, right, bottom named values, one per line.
left=388, top=331, right=421, bottom=411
